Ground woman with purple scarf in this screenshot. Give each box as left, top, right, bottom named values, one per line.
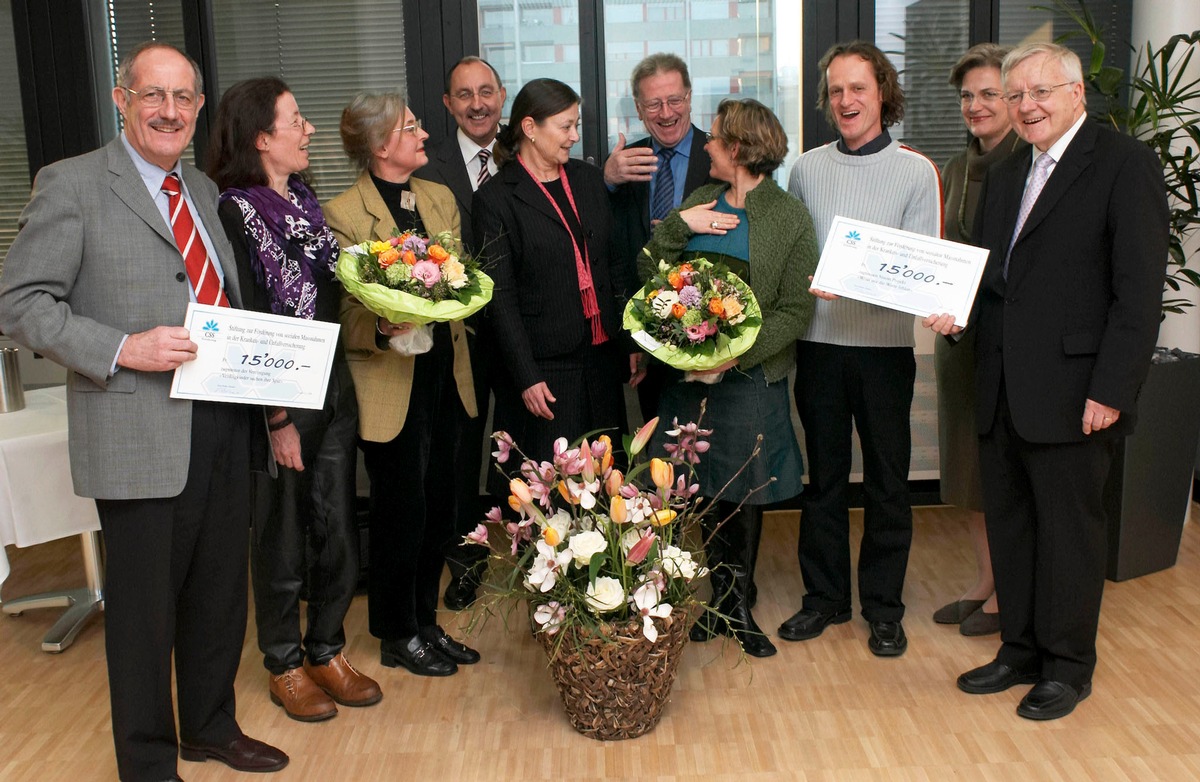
left=208, top=77, right=381, bottom=723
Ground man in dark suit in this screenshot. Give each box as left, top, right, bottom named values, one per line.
left=418, top=56, right=506, bottom=250
left=0, top=43, right=287, bottom=779
left=604, top=52, right=715, bottom=418
left=417, top=56, right=506, bottom=610
left=927, top=42, right=1168, bottom=720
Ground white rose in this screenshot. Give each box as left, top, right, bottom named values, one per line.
left=586, top=576, right=626, bottom=614
left=660, top=545, right=698, bottom=580
left=441, top=257, right=468, bottom=289
left=542, top=508, right=572, bottom=544
left=649, top=290, right=679, bottom=318
left=567, top=530, right=607, bottom=567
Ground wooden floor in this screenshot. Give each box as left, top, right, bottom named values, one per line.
left=2, top=506, right=1200, bottom=781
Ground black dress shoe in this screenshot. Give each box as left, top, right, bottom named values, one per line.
left=381, top=635, right=458, bottom=676
left=179, top=734, right=288, bottom=773
left=777, top=607, right=852, bottom=641
left=443, top=577, right=478, bottom=611
left=867, top=621, right=907, bottom=657
left=1017, top=679, right=1090, bottom=720
left=420, top=625, right=481, bottom=664
left=956, top=659, right=1041, bottom=694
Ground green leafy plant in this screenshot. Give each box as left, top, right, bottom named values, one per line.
left=1039, top=1, right=1200, bottom=316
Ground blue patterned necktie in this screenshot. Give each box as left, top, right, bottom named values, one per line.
left=650, top=147, right=676, bottom=222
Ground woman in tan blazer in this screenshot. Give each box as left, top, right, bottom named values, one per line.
left=325, top=91, right=479, bottom=677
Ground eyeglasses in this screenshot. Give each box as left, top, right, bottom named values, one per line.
left=122, top=86, right=197, bottom=110
left=1001, top=82, right=1076, bottom=106
left=638, top=92, right=690, bottom=115
left=451, top=87, right=498, bottom=102
left=959, top=89, right=1004, bottom=105
left=392, top=118, right=423, bottom=135
left=276, top=116, right=310, bottom=132
left=704, top=131, right=724, bottom=143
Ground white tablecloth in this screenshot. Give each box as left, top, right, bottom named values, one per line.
left=0, top=386, right=101, bottom=587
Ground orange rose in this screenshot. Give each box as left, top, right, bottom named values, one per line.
left=378, top=249, right=400, bottom=267
left=670, top=303, right=686, bottom=319
left=428, top=244, right=450, bottom=263
left=668, top=272, right=684, bottom=291
left=707, top=298, right=725, bottom=317
left=401, top=249, right=418, bottom=266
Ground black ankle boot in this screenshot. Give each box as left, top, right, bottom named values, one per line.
left=726, top=566, right=776, bottom=658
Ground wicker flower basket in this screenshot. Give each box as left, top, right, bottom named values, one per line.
left=536, top=606, right=694, bottom=741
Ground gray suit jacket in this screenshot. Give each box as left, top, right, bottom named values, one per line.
left=0, top=137, right=245, bottom=500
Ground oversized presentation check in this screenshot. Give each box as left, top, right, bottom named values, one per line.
left=170, top=303, right=339, bottom=409
left=811, top=216, right=990, bottom=324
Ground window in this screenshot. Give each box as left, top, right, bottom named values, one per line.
left=478, top=0, right=582, bottom=129
left=691, top=1, right=730, bottom=21
left=875, top=0, right=971, bottom=168
left=210, top=0, right=406, bottom=202
left=523, top=43, right=558, bottom=64
left=605, top=1, right=795, bottom=178
left=0, top=0, right=31, bottom=273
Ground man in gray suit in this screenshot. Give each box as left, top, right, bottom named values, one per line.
left=0, top=42, right=286, bottom=781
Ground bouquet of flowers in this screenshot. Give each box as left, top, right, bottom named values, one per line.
left=623, top=254, right=761, bottom=373
left=336, top=229, right=493, bottom=353
left=466, top=415, right=715, bottom=651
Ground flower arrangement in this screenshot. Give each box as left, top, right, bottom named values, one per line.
left=467, top=415, right=714, bottom=649
left=623, top=254, right=761, bottom=372
left=335, top=229, right=494, bottom=326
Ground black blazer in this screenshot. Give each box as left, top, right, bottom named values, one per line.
left=417, top=129, right=506, bottom=253
left=472, top=158, right=629, bottom=392
left=971, top=120, right=1169, bottom=443
left=607, top=125, right=716, bottom=294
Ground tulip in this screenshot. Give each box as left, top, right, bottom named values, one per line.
left=605, top=469, right=624, bottom=497
left=510, top=478, right=533, bottom=505
left=507, top=495, right=523, bottom=513
left=609, top=496, right=628, bottom=524
left=543, top=525, right=562, bottom=546
left=627, top=532, right=656, bottom=565
left=649, top=458, right=674, bottom=490
left=557, top=480, right=578, bottom=505
left=650, top=509, right=677, bottom=527
left=630, top=417, right=659, bottom=457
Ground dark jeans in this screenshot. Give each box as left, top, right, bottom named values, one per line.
left=793, top=342, right=915, bottom=622
left=96, top=402, right=249, bottom=782
left=251, top=360, right=359, bottom=674
left=360, top=333, right=462, bottom=640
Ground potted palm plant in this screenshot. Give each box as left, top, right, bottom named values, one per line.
left=1045, top=1, right=1200, bottom=579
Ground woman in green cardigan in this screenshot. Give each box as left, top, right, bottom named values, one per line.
left=640, top=98, right=819, bottom=657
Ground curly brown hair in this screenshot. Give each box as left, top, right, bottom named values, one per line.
left=816, top=41, right=905, bottom=131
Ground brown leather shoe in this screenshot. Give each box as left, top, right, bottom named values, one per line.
left=304, top=652, right=383, bottom=707
left=179, top=734, right=288, bottom=772
left=268, top=667, right=338, bottom=722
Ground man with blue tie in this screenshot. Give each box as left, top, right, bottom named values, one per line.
left=604, top=52, right=715, bottom=418
left=0, top=42, right=286, bottom=780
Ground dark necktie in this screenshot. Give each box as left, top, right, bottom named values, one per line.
left=476, top=148, right=492, bottom=188
left=161, top=173, right=229, bottom=307
left=651, top=147, right=676, bottom=222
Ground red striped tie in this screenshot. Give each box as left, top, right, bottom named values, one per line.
left=161, top=173, right=229, bottom=307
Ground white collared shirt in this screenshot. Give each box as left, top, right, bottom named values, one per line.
left=1027, top=111, right=1087, bottom=184
left=456, top=127, right=498, bottom=191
